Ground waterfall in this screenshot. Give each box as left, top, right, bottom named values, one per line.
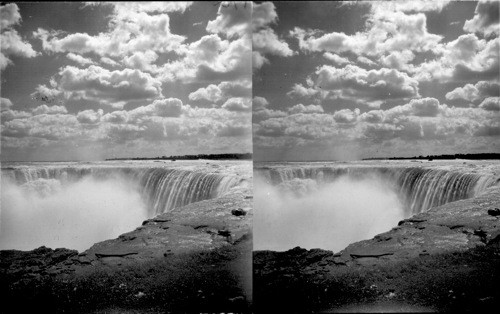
left=255, top=166, right=498, bottom=214
left=2, top=165, right=243, bottom=215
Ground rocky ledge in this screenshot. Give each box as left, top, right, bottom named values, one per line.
left=254, top=184, right=500, bottom=312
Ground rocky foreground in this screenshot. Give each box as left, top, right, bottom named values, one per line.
left=254, top=181, right=500, bottom=313
left=0, top=163, right=253, bottom=313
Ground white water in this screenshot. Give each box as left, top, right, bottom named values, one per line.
left=0, top=174, right=148, bottom=251
left=0, top=161, right=243, bottom=252
left=254, top=174, right=405, bottom=252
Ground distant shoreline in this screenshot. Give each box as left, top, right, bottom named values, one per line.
left=362, top=153, right=500, bottom=161
left=105, top=153, right=253, bottom=161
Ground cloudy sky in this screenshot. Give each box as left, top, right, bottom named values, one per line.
left=253, top=1, right=499, bottom=161
left=1, top=2, right=251, bottom=161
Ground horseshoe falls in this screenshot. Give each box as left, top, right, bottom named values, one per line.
left=254, top=161, right=499, bottom=252
left=0, top=161, right=244, bottom=251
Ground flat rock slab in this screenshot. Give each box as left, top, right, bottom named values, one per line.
left=349, top=248, right=395, bottom=258
left=94, top=250, right=139, bottom=258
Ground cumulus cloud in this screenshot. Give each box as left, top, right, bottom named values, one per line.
left=446, top=81, right=500, bottom=102
left=1, top=109, right=32, bottom=121
left=206, top=1, right=251, bottom=38
left=30, top=84, right=63, bottom=104
left=189, top=84, right=223, bottom=102
left=189, top=80, right=252, bottom=103
left=56, top=65, right=163, bottom=107
left=463, top=0, right=500, bottom=36
left=252, top=2, right=293, bottom=69
left=32, top=105, right=68, bottom=115
left=412, top=34, right=499, bottom=82
left=479, top=97, right=500, bottom=111
left=77, top=109, right=103, bottom=124
left=0, top=97, right=13, bottom=110
left=1, top=4, right=38, bottom=70
left=333, top=108, right=360, bottom=123
left=323, top=52, right=350, bottom=65
left=287, top=83, right=319, bottom=99
left=370, top=1, right=451, bottom=13
left=162, top=33, right=251, bottom=83
left=102, top=110, right=128, bottom=124
left=0, top=3, right=21, bottom=29
left=34, top=6, right=187, bottom=57
left=288, top=104, right=324, bottom=114
left=222, top=97, right=251, bottom=112
left=315, top=64, right=420, bottom=102
left=291, top=9, right=442, bottom=57
left=122, top=50, right=159, bottom=73
left=253, top=96, right=269, bottom=110
left=66, top=53, right=94, bottom=66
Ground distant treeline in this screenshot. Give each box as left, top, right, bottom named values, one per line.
left=364, top=153, right=500, bottom=161
left=106, top=153, right=252, bottom=161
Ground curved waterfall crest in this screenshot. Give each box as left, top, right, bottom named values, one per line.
left=256, top=166, right=498, bottom=214
left=2, top=165, right=243, bottom=215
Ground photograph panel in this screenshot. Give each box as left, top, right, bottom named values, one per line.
left=1, top=2, right=252, bottom=312
left=252, top=1, right=500, bottom=312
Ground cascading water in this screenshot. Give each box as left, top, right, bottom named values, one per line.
left=254, top=163, right=498, bottom=252
left=0, top=162, right=244, bottom=251
left=2, top=165, right=243, bottom=215
left=257, top=166, right=497, bottom=215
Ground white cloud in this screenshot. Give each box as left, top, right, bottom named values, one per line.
left=222, top=97, right=251, bottom=112
left=56, top=65, right=163, bottom=107
left=100, top=57, right=119, bottom=67
left=323, top=52, right=350, bottom=65
left=206, top=1, right=251, bottom=38
left=102, top=110, right=129, bottom=124
left=189, top=84, right=222, bottom=102
left=412, top=35, right=499, bottom=82
left=479, top=97, right=500, bottom=111
left=122, top=50, right=159, bottom=72
left=287, top=83, right=319, bottom=98
left=288, top=104, right=324, bottom=114
left=291, top=10, right=442, bottom=58
left=333, top=108, right=360, bottom=123
left=252, top=2, right=293, bottom=69
left=357, top=56, right=376, bottom=66
left=0, top=97, right=13, bottom=110
left=77, top=109, right=103, bottom=124
left=31, top=85, right=63, bottom=103
left=1, top=4, right=38, bottom=70
left=0, top=3, right=21, bottom=29
left=316, top=64, right=420, bottom=102
left=379, top=50, right=415, bottom=71
left=66, top=53, right=94, bottom=66
left=370, top=1, right=451, bottom=13
left=253, top=96, right=269, bottom=111
left=1, top=109, right=32, bottom=121
left=110, top=2, right=193, bottom=14
left=445, top=81, right=499, bottom=103
left=463, top=0, right=500, bottom=36
left=33, top=6, right=187, bottom=57
left=32, top=104, right=68, bottom=115
left=252, top=2, right=277, bottom=30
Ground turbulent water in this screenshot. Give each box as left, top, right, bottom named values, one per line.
left=254, top=162, right=499, bottom=252
left=0, top=161, right=244, bottom=251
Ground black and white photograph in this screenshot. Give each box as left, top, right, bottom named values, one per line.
left=1, top=2, right=252, bottom=312
left=1, top=1, right=500, bottom=313
left=252, top=1, right=500, bottom=313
